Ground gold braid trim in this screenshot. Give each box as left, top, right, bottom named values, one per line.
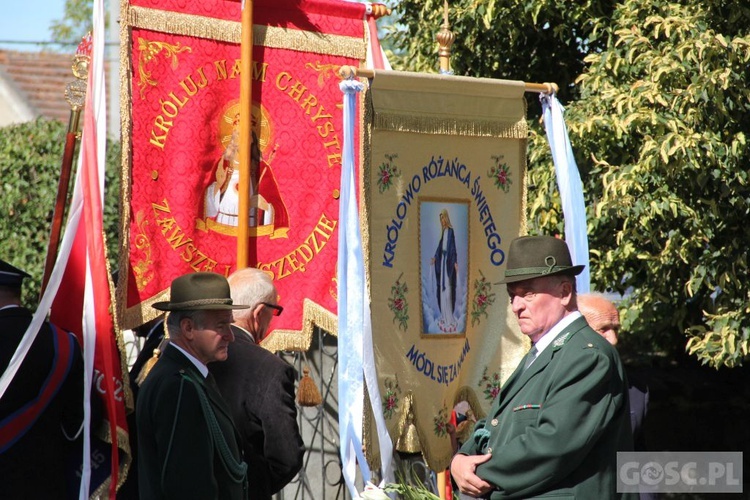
left=519, top=119, right=529, bottom=234
left=123, top=288, right=170, bottom=330
left=128, top=6, right=240, bottom=43
left=260, top=298, right=338, bottom=353
left=373, top=113, right=528, bottom=139
left=127, top=6, right=365, bottom=59
left=362, top=382, right=378, bottom=471
left=118, top=0, right=136, bottom=333
left=359, top=85, right=373, bottom=306
left=91, top=420, right=132, bottom=496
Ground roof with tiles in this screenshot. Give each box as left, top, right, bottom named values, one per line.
left=0, top=49, right=78, bottom=123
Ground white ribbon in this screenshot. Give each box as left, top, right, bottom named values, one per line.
left=338, top=77, right=394, bottom=498
left=541, top=93, right=590, bottom=293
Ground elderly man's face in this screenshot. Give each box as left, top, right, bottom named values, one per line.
left=507, top=276, right=570, bottom=343
left=188, top=309, right=235, bottom=364
left=578, top=296, right=620, bottom=346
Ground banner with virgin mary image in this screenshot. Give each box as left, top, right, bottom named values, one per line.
left=119, top=0, right=367, bottom=342
left=363, top=70, right=529, bottom=471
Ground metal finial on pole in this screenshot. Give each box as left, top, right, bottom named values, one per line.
left=369, top=3, right=391, bottom=18
left=437, top=0, right=455, bottom=75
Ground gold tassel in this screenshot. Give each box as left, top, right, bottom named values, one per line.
left=396, top=395, right=421, bottom=453
left=136, top=320, right=170, bottom=386
left=296, top=366, right=322, bottom=407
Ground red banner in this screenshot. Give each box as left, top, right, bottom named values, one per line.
left=121, top=0, right=366, bottom=339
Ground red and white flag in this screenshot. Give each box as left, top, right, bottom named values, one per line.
left=47, top=1, right=130, bottom=497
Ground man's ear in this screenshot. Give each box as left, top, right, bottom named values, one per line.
left=180, top=317, right=195, bottom=340
left=559, top=280, right=574, bottom=306
left=251, top=303, right=264, bottom=326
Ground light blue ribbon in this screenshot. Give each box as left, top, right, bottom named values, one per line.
left=338, top=78, right=394, bottom=497
left=541, top=93, right=590, bottom=293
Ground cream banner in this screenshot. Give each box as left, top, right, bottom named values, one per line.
left=363, top=70, right=530, bottom=471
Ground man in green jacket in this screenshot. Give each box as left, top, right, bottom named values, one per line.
left=136, top=272, right=250, bottom=499
left=451, top=236, right=634, bottom=499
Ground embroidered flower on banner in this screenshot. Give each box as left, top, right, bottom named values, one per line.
left=377, top=153, right=401, bottom=193
left=382, top=376, right=401, bottom=420
left=388, top=275, right=409, bottom=331
left=433, top=405, right=450, bottom=437
left=488, top=155, right=512, bottom=193
left=471, top=269, right=496, bottom=327
left=479, top=366, right=502, bottom=401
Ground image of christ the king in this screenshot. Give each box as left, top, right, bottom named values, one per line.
left=203, top=101, right=290, bottom=238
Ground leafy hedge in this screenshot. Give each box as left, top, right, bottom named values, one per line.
left=0, top=118, right=121, bottom=308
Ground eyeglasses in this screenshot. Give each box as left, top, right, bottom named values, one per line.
left=261, top=302, right=284, bottom=317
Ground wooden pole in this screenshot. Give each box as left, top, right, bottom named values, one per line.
left=337, top=66, right=558, bottom=94
left=41, top=111, right=81, bottom=297
left=40, top=38, right=91, bottom=298
left=237, top=0, right=253, bottom=270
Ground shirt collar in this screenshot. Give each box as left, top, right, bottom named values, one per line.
left=533, top=311, right=582, bottom=357
left=232, top=324, right=256, bottom=343
left=171, top=343, right=209, bottom=378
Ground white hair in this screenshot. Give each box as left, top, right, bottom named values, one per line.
left=228, top=267, right=277, bottom=321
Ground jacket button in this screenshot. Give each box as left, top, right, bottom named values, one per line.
left=491, top=418, right=498, bottom=426
left=486, top=447, right=493, bottom=454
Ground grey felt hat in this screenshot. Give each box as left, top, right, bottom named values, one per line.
left=152, top=272, right=249, bottom=311
left=500, top=236, right=584, bottom=284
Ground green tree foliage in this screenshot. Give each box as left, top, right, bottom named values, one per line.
left=387, top=0, right=617, bottom=105
left=0, top=118, right=121, bottom=309
left=387, top=0, right=750, bottom=367
left=50, top=0, right=94, bottom=50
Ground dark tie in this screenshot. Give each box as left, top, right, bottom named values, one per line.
left=205, top=372, right=220, bottom=393
left=523, top=345, right=538, bottom=371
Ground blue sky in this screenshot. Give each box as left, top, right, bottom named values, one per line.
left=0, top=0, right=384, bottom=52
left=0, top=0, right=66, bottom=51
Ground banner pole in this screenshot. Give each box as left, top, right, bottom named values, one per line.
left=237, top=0, right=254, bottom=270
left=41, top=41, right=90, bottom=298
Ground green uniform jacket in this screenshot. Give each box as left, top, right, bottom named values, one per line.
left=458, top=316, right=635, bottom=499
left=136, top=344, right=246, bottom=500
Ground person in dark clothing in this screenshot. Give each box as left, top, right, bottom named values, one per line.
left=210, top=267, right=305, bottom=500
left=0, top=259, right=86, bottom=499
left=579, top=292, right=655, bottom=500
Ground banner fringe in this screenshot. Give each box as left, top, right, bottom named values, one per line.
left=260, top=298, right=338, bottom=353
left=127, top=6, right=366, bottom=59
left=373, top=113, right=528, bottom=138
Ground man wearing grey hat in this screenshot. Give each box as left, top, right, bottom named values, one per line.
left=136, top=272, right=250, bottom=500
left=450, top=236, right=634, bottom=499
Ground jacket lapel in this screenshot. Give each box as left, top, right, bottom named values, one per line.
left=164, top=345, right=235, bottom=422
left=496, top=317, right=589, bottom=412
